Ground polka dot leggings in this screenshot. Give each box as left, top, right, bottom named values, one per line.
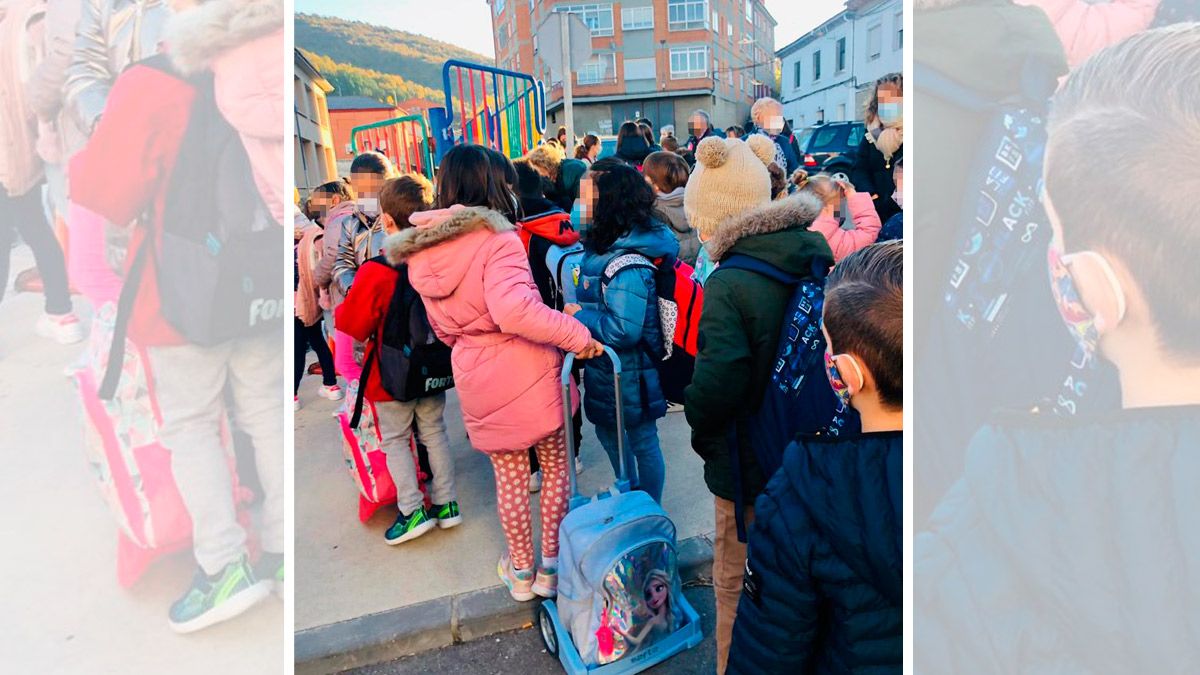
left=488, top=428, right=569, bottom=571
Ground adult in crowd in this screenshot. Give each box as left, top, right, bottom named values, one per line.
left=573, top=133, right=600, bottom=165
left=556, top=125, right=568, bottom=148
left=684, top=109, right=725, bottom=153
left=615, top=120, right=652, bottom=167
left=525, top=143, right=587, bottom=213
left=850, top=73, right=904, bottom=225
left=750, top=96, right=800, bottom=176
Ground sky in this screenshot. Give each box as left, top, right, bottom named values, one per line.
left=294, top=0, right=848, bottom=60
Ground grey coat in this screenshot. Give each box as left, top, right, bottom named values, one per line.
left=653, top=188, right=699, bottom=265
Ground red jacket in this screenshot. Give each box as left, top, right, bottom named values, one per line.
left=334, top=260, right=400, bottom=403
left=69, top=60, right=193, bottom=347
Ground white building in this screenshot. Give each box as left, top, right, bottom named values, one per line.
left=777, top=0, right=902, bottom=130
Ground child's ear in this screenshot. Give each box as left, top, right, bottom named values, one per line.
left=838, top=352, right=869, bottom=397
left=379, top=213, right=397, bottom=235
left=1069, top=251, right=1130, bottom=335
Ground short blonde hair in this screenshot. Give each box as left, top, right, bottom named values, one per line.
left=750, top=97, right=784, bottom=125
left=526, top=144, right=565, bottom=180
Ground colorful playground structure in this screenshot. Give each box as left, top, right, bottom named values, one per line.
left=349, top=59, right=547, bottom=180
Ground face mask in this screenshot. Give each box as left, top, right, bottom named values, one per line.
left=1046, top=242, right=1127, bottom=360
left=892, top=190, right=903, bottom=209
left=824, top=350, right=864, bottom=409
left=357, top=197, right=380, bottom=217
left=571, top=200, right=592, bottom=237
left=878, top=102, right=902, bottom=126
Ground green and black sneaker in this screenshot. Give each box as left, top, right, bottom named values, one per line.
left=255, top=552, right=284, bottom=597
left=168, top=556, right=271, bottom=634
left=432, top=501, right=463, bottom=529
left=385, top=506, right=436, bottom=545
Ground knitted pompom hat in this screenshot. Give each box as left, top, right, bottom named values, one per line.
left=684, top=135, right=775, bottom=238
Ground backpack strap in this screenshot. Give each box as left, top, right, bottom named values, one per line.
left=599, top=252, right=656, bottom=294
left=97, top=237, right=151, bottom=400
left=716, top=254, right=805, bottom=286
left=349, top=344, right=376, bottom=430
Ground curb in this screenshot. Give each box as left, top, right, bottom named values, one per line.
left=295, top=531, right=715, bottom=674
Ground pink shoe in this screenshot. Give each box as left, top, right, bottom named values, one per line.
left=497, top=553, right=535, bottom=602
left=532, top=566, right=558, bottom=599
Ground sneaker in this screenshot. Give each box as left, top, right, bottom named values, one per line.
left=384, top=506, right=436, bottom=545
left=318, top=384, right=344, bottom=401
left=532, top=566, right=558, bottom=599
left=255, top=552, right=284, bottom=597
left=36, top=312, right=84, bottom=345
left=497, top=553, right=536, bottom=602
left=294, top=396, right=301, bottom=412
left=432, top=501, right=462, bottom=529
left=167, top=556, right=270, bottom=634
left=575, top=457, right=585, bottom=475
left=666, top=401, right=685, bottom=414
left=528, top=470, right=542, bottom=493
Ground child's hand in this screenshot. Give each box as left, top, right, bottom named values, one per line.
left=575, top=340, right=605, bottom=360
left=835, top=179, right=857, bottom=196
left=563, top=303, right=583, bottom=317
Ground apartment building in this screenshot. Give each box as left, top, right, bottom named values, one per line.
left=487, top=0, right=776, bottom=139
left=294, top=49, right=338, bottom=194
left=776, top=0, right=902, bottom=130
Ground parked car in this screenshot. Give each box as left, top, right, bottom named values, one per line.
left=798, top=121, right=865, bottom=176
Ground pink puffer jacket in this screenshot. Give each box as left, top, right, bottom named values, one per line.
left=386, top=205, right=592, bottom=453
left=1018, top=0, right=1161, bottom=68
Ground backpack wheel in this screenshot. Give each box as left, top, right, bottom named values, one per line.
left=538, top=602, right=559, bottom=657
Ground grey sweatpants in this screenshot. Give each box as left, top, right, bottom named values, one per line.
left=149, top=334, right=284, bottom=576
left=375, top=394, right=457, bottom=515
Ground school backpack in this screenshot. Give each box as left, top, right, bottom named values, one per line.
left=73, top=303, right=254, bottom=586
left=518, top=209, right=582, bottom=310
left=0, top=0, right=46, bottom=196
left=98, top=56, right=283, bottom=399
left=599, top=253, right=704, bottom=403
left=714, top=254, right=861, bottom=541
left=545, top=242, right=585, bottom=307
left=349, top=257, right=454, bottom=412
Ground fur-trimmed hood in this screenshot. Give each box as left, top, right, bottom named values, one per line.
left=705, top=191, right=824, bottom=261
left=166, top=0, right=284, bottom=74
left=384, top=205, right=516, bottom=299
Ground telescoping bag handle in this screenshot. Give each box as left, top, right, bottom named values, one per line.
left=561, top=345, right=627, bottom=510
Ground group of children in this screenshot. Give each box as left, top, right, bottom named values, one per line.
left=295, top=84, right=905, bottom=672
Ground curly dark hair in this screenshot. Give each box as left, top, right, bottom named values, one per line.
left=586, top=163, right=656, bottom=253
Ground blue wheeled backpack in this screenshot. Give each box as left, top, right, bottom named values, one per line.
left=538, top=349, right=702, bottom=674
left=713, top=254, right=861, bottom=542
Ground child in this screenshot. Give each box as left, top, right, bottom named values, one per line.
left=794, top=170, right=882, bottom=262
left=879, top=158, right=903, bottom=242
left=295, top=190, right=339, bottom=410
left=564, top=163, right=679, bottom=504
left=916, top=26, right=1200, bottom=671
left=388, top=144, right=602, bottom=601
left=335, top=174, right=461, bottom=545
left=643, top=150, right=699, bottom=265
left=728, top=241, right=902, bottom=674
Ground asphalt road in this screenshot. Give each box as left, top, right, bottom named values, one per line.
left=344, top=583, right=717, bottom=675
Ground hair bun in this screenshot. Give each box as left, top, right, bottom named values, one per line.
left=746, top=134, right=775, bottom=166
left=695, top=137, right=729, bottom=168
left=791, top=168, right=810, bottom=189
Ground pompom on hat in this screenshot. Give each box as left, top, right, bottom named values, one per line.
left=685, top=136, right=774, bottom=238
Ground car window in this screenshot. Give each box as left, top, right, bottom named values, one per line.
left=847, top=124, right=865, bottom=148
left=796, top=127, right=816, bottom=152
left=810, top=126, right=843, bottom=151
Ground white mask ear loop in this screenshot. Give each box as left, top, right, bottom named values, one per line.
left=838, top=354, right=866, bottom=391
left=1063, top=251, right=1127, bottom=323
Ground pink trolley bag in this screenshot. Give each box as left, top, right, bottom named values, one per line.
left=538, top=348, right=702, bottom=674
left=74, top=303, right=254, bottom=587
left=340, top=381, right=430, bottom=523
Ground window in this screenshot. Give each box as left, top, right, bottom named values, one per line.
left=867, top=24, right=882, bottom=59
left=560, top=4, right=615, bottom=37
left=529, top=0, right=535, bottom=10
left=745, top=0, right=753, bottom=22
left=727, top=22, right=733, bottom=39
left=670, top=46, right=708, bottom=79
left=836, top=103, right=846, bottom=121
left=793, top=61, right=801, bottom=88
left=894, top=12, right=903, bottom=50
left=498, top=23, right=510, bottom=52
left=812, top=50, right=821, bottom=82
left=621, top=6, right=653, bottom=30
left=668, top=0, right=707, bottom=31
left=836, top=37, right=846, bottom=72
left=495, top=0, right=506, bottom=14
left=728, top=65, right=734, bottom=86
left=816, top=108, right=825, bottom=124
left=578, top=52, right=617, bottom=84
left=624, top=56, right=656, bottom=81
left=712, top=10, right=719, bottom=32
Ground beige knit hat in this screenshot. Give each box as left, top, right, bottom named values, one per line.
left=684, top=135, right=775, bottom=238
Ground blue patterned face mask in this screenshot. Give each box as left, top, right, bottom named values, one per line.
left=824, top=350, right=864, bottom=409
left=1047, top=241, right=1126, bottom=361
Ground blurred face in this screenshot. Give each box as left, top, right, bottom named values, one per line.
left=757, top=103, right=785, bottom=135
left=350, top=172, right=385, bottom=198
left=588, top=143, right=600, bottom=161
left=305, top=193, right=342, bottom=224
left=876, top=84, right=903, bottom=125
left=688, top=113, right=708, bottom=137
left=169, top=0, right=199, bottom=11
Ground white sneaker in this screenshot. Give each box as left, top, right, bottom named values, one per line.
left=318, top=384, right=344, bottom=401
left=294, top=396, right=301, bottom=412
left=666, top=401, right=685, bottom=414
left=36, top=312, right=84, bottom=345
left=529, top=470, right=542, bottom=493
left=575, top=457, right=585, bottom=475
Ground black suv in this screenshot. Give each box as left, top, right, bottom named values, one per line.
left=795, top=121, right=865, bottom=176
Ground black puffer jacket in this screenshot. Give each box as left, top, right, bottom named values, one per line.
left=729, top=432, right=902, bottom=674
left=849, top=137, right=902, bottom=224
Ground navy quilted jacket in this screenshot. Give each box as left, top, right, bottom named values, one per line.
left=729, top=431, right=902, bottom=674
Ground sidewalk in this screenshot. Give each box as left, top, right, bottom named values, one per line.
left=295, top=352, right=716, bottom=672
left=1, top=245, right=282, bottom=673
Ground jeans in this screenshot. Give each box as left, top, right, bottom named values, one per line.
left=294, top=316, right=336, bottom=394
left=594, top=419, right=664, bottom=503
left=149, top=334, right=284, bottom=575
left=0, top=185, right=71, bottom=314
left=714, top=496, right=755, bottom=675
left=374, top=394, right=457, bottom=515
